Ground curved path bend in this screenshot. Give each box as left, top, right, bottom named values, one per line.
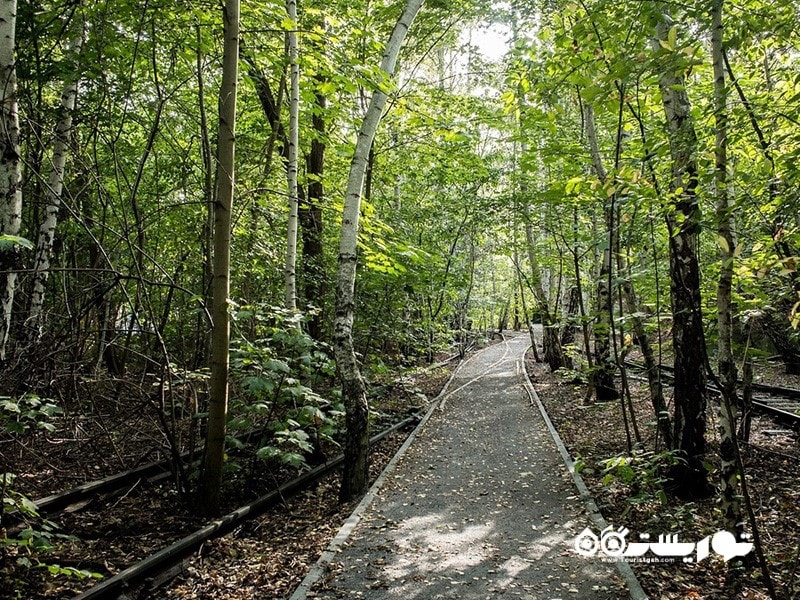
left=297, top=332, right=639, bottom=599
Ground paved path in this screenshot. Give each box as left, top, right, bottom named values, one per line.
left=299, top=333, right=636, bottom=599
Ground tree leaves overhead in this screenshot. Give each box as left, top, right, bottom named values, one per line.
left=5, top=0, right=800, bottom=384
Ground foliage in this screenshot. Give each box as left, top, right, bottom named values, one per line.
left=3, top=3, right=800, bottom=592
left=0, top=395, right=62, bottom=435
left=599, top=450, right=684, bottom=509
left=0, top=235, right=33, bottom=252
left=0, top=394, right=83, bottom=579
left=228, top=305, right=341, bottom=471
left=1, top=475, right=101, bottom=582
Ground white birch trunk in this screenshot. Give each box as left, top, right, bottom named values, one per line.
left=0, top=0, right=21, bottom=360
left=334, top=0, right=423, bottom=501
left=27, top=31, right=83, bottom=337
left=712, top=0, right=742, bottom=535
left=284, top=0, right=300, bottom=311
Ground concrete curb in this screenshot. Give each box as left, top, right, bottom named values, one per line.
left=289, top=350, right=470, bottom=599
left=518, top=355, right=649, bottom=600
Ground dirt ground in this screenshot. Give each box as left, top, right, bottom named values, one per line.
left=7, top=333, right=800, bottom=600
left=0, top=358, right=456, bottom=600
left=528, top=354, right=800, bottom=600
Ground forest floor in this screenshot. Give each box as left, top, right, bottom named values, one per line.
left=6, top=333, right=800, bottom=599
left=0, top=348, right=459, bottom=600
left=529, top=350, right=800, bottom=599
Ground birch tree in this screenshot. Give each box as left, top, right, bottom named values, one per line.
left=0, top=0, right=22, bottom=361
left=522, top=202, right=564, bottom=371
left=335, top=0, right=424, bottom=502
left=711, top=0, right=742, bottom=537
left=27, top=29, right=83, bottom=338
left=582, top=102, right=619, bottom=401
left=651, top=4, right=711, bottom=497
left=200, top=0, right=239, bottom=516
left=284, top=0, right=300, bottom=311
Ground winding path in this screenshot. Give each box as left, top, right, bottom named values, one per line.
left=294, top=332, right=641, bottom=599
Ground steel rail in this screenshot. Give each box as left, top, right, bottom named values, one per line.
left=22, top=353, right=463, bottom=521
left=623, top=360, right=800, bottom=424
left=70, top=413, right=420, bottom=600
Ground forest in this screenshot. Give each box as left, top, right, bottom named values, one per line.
left=1, top=0, right=800, bottom=598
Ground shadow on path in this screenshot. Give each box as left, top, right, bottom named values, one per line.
left=304, top=333, right=630, bottom=599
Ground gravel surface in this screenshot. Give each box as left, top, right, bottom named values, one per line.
left=303, top=333, right=630, bottom=599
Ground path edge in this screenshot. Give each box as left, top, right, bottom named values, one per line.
left=518, top=354, right=650, bottom=600
left=289, top=356, right=466, bottom=599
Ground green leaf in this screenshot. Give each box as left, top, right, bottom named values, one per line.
left=0, top=398, right=20, bottom=413
left=668, top=26, right=678, bottom=50
left=281, top=452, right=307, bottom=469
left=19, top=496, right=40, bottom=517
left=242, top=376, right=275, bottom=395
left=264, top=359, right=291, bottom=373
left=0, top=235, right=34, bottom=251
left=256, top=446, right=282, bottom=461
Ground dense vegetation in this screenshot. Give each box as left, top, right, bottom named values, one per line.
left=1, top=0, right=799, bottom=596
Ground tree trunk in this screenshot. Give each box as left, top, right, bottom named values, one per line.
left=200, top=0, right=239, bottom=516
left=0, top=0, right=22, bottom=361
left=711, top=0, right=742, bottom=536
left=27, top=29, right=83, bottom=339
left=559, top=286, right=579, bottom=366
left=300, top=81, right=326, bottom=340
left=522, top=202, right=563, bottom=371
left=334, top=0, right=423, bottom=502
left=569, top=207, right=596, bottom=402
left=284, top=0, right=300, bottom=311
left=514, top=247, right=537, bottom=357
left=582, top=102, right=619, bottom=401
left=652, top=6, right=711, bottom=498
left=196, top=22, right=214, bottom=369
left=619, top=273, right=672, bottom=447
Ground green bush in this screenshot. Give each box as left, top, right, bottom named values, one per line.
left=228, top=305, right=342, bottom=472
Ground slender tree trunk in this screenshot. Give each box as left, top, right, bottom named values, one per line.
left=196, top=23, right=214, bottom=369
left=200, top=0, right=239, bottom=516
left=618, top=269, right=672, bottom=446
left=300, top=81, right=326, bottom=339
left=27, top=30, right=83, bottom=339
left=0, top=0, right=22, bottom=361
left=712, top=0, right=743, bottom=543
left=523, top=202, right=563, bottom=371
left=242, top=51, right=286, bottom=162
left=514, top=245, right=537, bottom=358
left=334, top=0, right=423, bottom=502
left=284, top=0, right=300, bottom=311
left=582, top=102, right=619, bottom=401
left=652, top=5, right=710, bottom=498
left=569, top=220, right=596, bottom=403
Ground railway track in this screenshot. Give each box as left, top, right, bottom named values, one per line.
left=63, top=339, right=498, bottom=599
left=1, top=339, right=493, bottom=599
left=623, top=360, right=800, bottom=425
left=8, top=425, right=256, bottom=527
left=11, top=352, right=463, bottom=526
left=70, top=414, right=421, bottom=600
